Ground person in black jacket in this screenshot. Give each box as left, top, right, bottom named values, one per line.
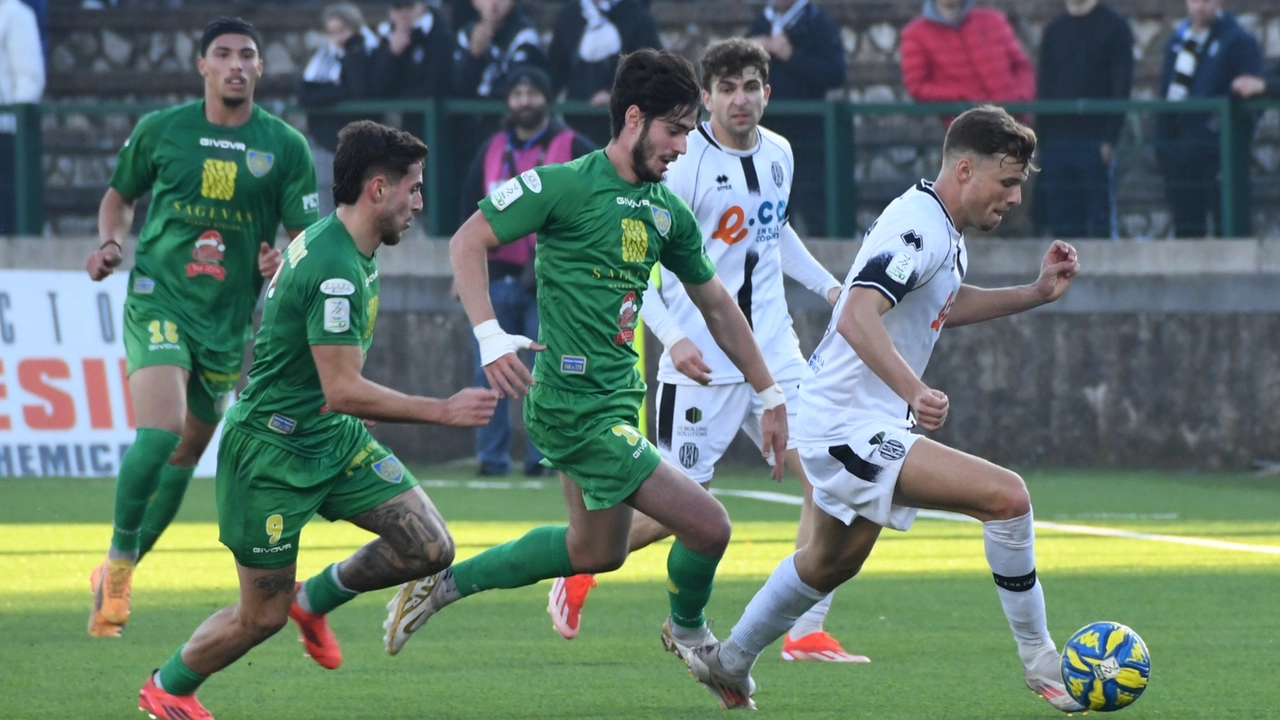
left=745, top=0, right=845, bottom=101
left=1036, top=0, right=1133, bottom=239
left=451, top=0, right=547, bottom=99
left=297, top=2, right=377, bottom=216
left=745, top=0, right=847, bottom=236
left=1155, top=0, right=1262, bottom=237
left=1232, top=58, right=1280, bottom=99
left=548, top=0, right=661, bottom=106
left=370, top=1, right=453, bottom=101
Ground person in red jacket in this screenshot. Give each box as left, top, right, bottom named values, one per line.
left=900, top=0, right=1034, bottom=105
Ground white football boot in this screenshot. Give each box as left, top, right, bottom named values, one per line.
left=383, top=569, right=458, bottom=655
left=686, top=641, right=757, bottom=710
left=1024, top=645, right=1087, bottom=714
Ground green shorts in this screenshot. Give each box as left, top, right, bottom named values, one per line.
left=525, top=383, right=661, bottom=510
left=215, top=423, right=419, bottom=569
left=122, top=297, right=242, bottom=423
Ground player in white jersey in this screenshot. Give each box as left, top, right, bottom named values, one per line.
left=547, top=39, right=865, bottom=664
left=686, top=106, right=1088, bottom=712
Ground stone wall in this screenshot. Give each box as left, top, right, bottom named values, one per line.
left=37, top=0, right=1280, bottom=237
left=7, top=234, right=1278, bottom=469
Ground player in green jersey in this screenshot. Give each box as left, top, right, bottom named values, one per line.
left=136, top=120, right=498, bottom=720
left=384, top=49, right=787, bottom=696
left=84, top=18, right=320, bottom=638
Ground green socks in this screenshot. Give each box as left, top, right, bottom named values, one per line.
left=157, top=645, right=206, bottom=696
left=111, top=428, right=181, bottom=554
left=138, top=464, right=196, bottom=559
left=451, top=525, right=572, bottom=598
left=299, top=564, right=358, bottom=615
left=667, top=540, right=722, bottom=629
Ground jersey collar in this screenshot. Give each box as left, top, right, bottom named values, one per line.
left=915, top=179, right=959, bottom=237
left=698, top=121, right=760, bottom=158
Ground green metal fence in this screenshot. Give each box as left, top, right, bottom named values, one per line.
left=6, top=97, right=1279, bottom=237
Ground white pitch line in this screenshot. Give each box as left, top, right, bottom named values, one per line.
left=710, top=488, right=1280, bottom=556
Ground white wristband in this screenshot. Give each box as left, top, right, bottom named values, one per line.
left=657, top=325, right=687, bottom=348
left=473, top=319, right=534, bottom=366
left=757, top=383, right=786, bottom=411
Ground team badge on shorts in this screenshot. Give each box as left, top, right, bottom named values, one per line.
left=878, top=439, right=907, bottom=461
left=372, top=456, right=405, bottom=483
left=678, top=443, right=699, bottom=469
left=246, top=149, right=274, bottom=177
left=650, top=206, right=672, bottom=237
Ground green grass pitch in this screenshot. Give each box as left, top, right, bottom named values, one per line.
left=1, top=468, right=1278, bottom=719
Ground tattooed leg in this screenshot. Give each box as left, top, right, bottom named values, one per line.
left=179, top=562, right=298, bottom=676
left=337, top=487, right=455, bottom=592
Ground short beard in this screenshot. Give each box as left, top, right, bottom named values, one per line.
left=512, top=109, right=546, bottom=132
left=629, top=122, right=663, bottom=184
left=378, top=213, right=404, bottom=247
left=221, top=95, right=248, bottom=108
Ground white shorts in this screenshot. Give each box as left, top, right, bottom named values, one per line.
left=654, top=379, right=801, bottom=484
left=799, top=420, right=922, bottom=531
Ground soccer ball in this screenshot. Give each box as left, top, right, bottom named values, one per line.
left=1060, top=621, right=1151, bottom=712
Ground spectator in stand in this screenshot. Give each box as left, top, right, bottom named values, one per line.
left=298, top=3, right=377, bottom=216
left=0, top=0, right=43, bottom=105
left=1036, top=0, right=1133, bottom=239
left=745, top=0, right=845, bottom=101
left=1155, top=0, right=1262, bottom=238
left=744, top=0, right=846, bottom=236
left=457, top=65, right=595, bottom=476
left=371, top=1, right=453, bottom=100
left=0, top=0, right=46, bottom=235
left=1232, top=58, right=1280, bottom=99
left=549, top=0, right=662, bottom=106
left=452, top=0, right=547, bottom=99
left=900, top=0, right=1035, bottom=105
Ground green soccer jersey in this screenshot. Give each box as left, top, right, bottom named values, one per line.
left=110, top=101, right=319, bottom=353
left=225, top=213, right=379, bottom=459
left=479, top=150, right=715, bottom=394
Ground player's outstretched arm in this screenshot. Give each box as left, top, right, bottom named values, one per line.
left=87, top=187, right=134, bottom=281
left=685, top=276, right=788, bottom=478
left=839, top=287, right=949, bottom=431
left=640, top=279, right=711, bottom=384
left=945, top=240, right=1080, bottom=328
left=778, top=224, right=841, bottom=305
left=312, top=343, right=498, bottom=426
left=450, top=210, right=544, bottom=398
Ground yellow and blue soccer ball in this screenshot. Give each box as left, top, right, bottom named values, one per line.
left=1060, top=621, right=1151, bottom=712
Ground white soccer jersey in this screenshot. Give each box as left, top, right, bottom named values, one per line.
left=642, top=122, right=838, bottom=386
left=796, top=180, right=968, bottom=446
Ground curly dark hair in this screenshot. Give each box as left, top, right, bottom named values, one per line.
left=699, top=38, right=770, bottom=92
left=332, top=120, right=429, bottom=206
left=943, top=105, right=1037, bottom=169
left=609, top=49, right=701, bottom=139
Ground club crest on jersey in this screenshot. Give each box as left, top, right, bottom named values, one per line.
left=771, top=161, right=784, bottom=188
left=650, top=205, right=672, bottom=237
left=246, top=149, right=274, bottom=178
left=187, top=230, right=227, bottom=281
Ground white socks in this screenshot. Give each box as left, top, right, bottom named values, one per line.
left=727, top=553, right=826, bottom=667
left=983, top=510, right=1053, bottom=666
left=788, top=592, right=834, bottom=640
